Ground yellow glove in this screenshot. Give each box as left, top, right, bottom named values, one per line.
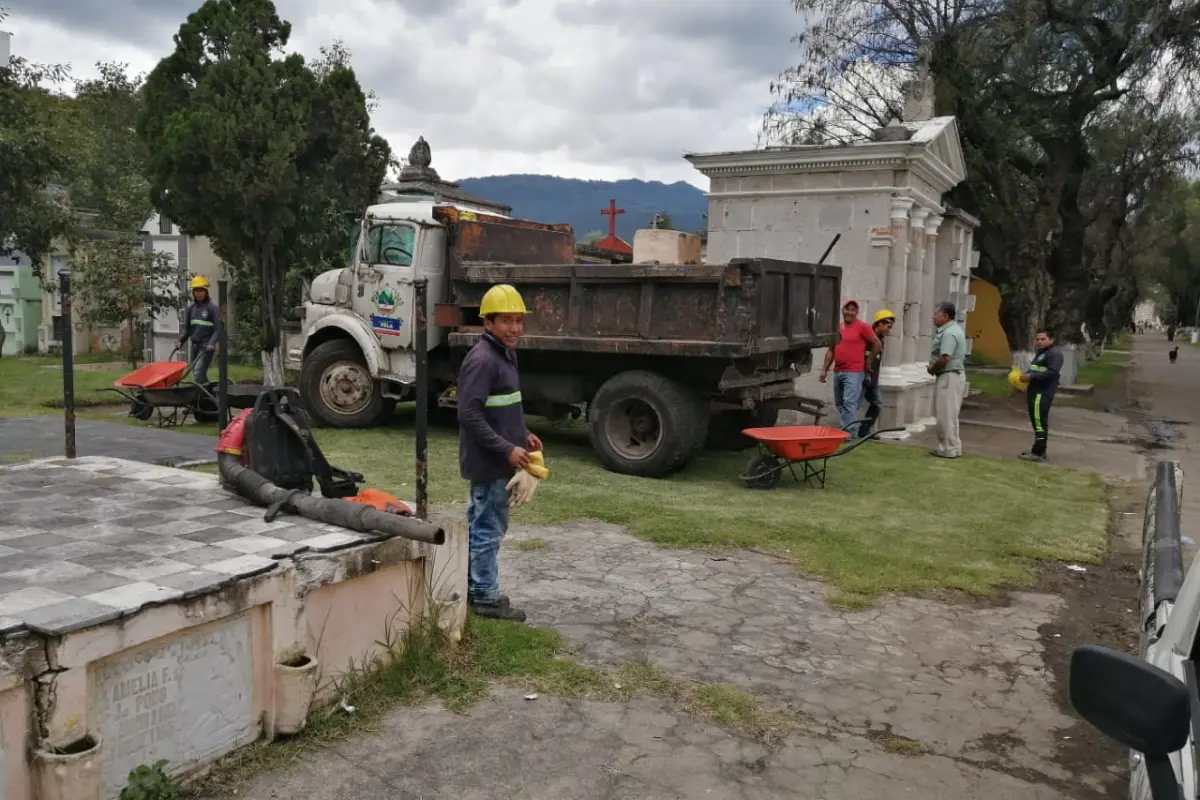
left=525, top=450, right=550, bottom=480
left=506, top=469, right=540, bottom=507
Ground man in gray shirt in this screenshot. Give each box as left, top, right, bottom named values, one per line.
left=927, top=301, right=968, bottom=459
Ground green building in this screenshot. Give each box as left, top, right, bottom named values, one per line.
left=0, top=253, right=44, bottom=356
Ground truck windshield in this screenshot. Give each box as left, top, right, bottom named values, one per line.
left=364, top=224, right=414, bottom=266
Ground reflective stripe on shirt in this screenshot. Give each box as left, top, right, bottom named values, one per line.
left=485, top=391, right=523, bottom=408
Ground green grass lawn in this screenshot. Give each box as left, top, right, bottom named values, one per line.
left=2, top=355, right=1109, bottom=605
left=968, top=371, right=1014, bottom=398
left=0, top=354, right=262, bottom=415
left=1078, top=348, right=1127, bottom=389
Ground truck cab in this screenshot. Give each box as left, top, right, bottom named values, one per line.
left=295, top=198, right=490, bottom=427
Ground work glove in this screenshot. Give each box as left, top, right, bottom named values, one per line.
left=506, top=469, right=540, bottom=507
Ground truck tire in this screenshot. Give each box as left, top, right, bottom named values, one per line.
left=301, top=339, right=386, bottom=428
left=588, top=371, right=708, bottom=477
left=706, top=407, right=780, bottom=452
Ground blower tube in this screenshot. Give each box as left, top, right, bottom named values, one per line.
left=217, top=453, right=445, bottom=545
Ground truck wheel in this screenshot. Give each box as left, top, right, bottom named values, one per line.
left=706, top=407, right=780, bottom=452
left=301, top=339, right=385, bottom=428
left=588, top=371, right=708, bottom=477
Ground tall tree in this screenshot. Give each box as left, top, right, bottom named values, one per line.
left=763, top=0, right=1200, bottom=348
left=63, top=63, right=153, bottom=232
left=0, top=8, right=73, bottom=274
left=137, top=0, right=390, bottom=385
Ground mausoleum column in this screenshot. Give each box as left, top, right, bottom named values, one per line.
left=901, top=207, right=929, bottom=376
left=880, top=196, right=914, bottom=385
left=920, top=215, right=943, bottom=369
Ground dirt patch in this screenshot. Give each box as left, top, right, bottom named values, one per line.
left=1035, top=370, right=1145, bottom=798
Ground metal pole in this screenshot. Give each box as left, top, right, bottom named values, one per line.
left=59, top=270, right=76, bottom=459
left=218, top=280, right=230, bottom=430
left=414, top=277, right=429, bottom=520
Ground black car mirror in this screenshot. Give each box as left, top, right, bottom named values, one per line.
left=1070, top=644, right=1191, bottom=756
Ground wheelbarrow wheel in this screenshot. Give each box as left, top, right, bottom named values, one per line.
left=130, top=395, right=154, bottom=421
left=743, top=454, right=784, bottom=490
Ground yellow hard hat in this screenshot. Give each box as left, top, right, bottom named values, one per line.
left=479, top=284, right=528, bottom=317
left=1008, top=366, right=1027, bottom=390
left=189, top=275, right=210, bottom=291
left=873, top=309, right=896, bottom=324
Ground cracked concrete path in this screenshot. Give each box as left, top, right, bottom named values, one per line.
left=218, top=689, right=1068, bottom=800
left=214, top=522, right=1115, bottom=799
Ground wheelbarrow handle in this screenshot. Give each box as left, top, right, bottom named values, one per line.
left=830, top=426, right=907, bottom=457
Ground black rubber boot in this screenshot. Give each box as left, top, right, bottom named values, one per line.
left=470, top=599, right=527, bottom=622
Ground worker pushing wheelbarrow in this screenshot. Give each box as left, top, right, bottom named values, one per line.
left=100, top=275, right=225, bottom=427
left=738, top=419, right=905, bottom=490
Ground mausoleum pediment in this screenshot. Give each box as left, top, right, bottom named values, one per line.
left=685, top=115, right=967, bottom=196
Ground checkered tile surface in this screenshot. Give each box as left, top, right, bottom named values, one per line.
left=0, top=456, right=398, bottom=636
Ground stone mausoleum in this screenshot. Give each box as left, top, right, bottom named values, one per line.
left=685, top=114, right=979, bottom=433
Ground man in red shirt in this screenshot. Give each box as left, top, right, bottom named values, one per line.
left=819, top=299, right=882, bottom=435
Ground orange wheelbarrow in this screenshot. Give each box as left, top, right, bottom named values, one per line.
left=102, top=347, right=220, bottom=427
left=737, top=420, right=905, bottom=489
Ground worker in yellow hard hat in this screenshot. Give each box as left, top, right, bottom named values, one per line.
left=177, top=274, right=221, bottom=385
left=456, top=283, right=542, bottom=622
left=858, top=308, right=896, bottom=438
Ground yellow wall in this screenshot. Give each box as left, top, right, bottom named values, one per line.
left=967, top=278, right=1011, bottom=365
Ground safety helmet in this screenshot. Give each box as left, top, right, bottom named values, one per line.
left=189, top=275, right=210, bottom=291
left=1008, top=366, right=1027, bottom=390
left=479, top=284, right=528, bottom=318
left=873, top=309, right=896, bottom=324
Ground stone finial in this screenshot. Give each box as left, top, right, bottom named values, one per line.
left=399, top=136, right=440, bottom=182
left=872, top=118, right=913, bottom=142
left=408, top=136, right=432, bottom=169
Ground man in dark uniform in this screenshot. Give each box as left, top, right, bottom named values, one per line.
left=1019, top=328, right=1063, bottom=462
left=859, top=308, right=896, bottom=438
left=177, top=275, right=221, bottom=385
left=457, top=283, right=543, bottom=622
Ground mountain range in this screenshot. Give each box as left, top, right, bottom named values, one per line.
left=455, top=175, right=709, bottom=242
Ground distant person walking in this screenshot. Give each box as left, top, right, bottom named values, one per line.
left=1018, top=329, right=1062, bottom=462
left=928, top=301, right=968, bottom=459
left=820, top=299, right=881, bottom=433
left=178, top=275, right=221, bottom=385
left=859, top=308, right=896, bottom=438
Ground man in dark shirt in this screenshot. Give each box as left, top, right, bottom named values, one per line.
left=457, top=283, right=542, bottom=622
left=177, top=275, right=221, bottom=385
left=859, top=308, right=896, bottom=437
left=1019, top=328, right=1063, bottom=462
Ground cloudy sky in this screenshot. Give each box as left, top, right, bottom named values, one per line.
left=3, top=0, right=805, bottom=189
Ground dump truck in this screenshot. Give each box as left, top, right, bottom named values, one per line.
left=291, top=197, right=842, bottom=478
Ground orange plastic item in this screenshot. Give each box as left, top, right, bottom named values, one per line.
left=346, top=488, right=414, bottom=516
left=115, top=360, right=189, bottom=390
left=215, top=409, right=251, bottom=457
left=741, top=425, right=850, bottom=460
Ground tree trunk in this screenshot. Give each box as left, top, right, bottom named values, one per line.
left=258, top=247, right=286, bottom=388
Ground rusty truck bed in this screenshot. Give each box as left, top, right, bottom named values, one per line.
left=440, top=260, right=841, bottom=359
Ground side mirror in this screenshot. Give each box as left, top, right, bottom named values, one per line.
left=1070, top=644, right=1191, bottom=800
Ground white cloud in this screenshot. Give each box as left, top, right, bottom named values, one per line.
left=4, top=0, right=805, bottom=189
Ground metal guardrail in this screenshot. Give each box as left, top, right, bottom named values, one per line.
left=1140, top=459, right=1185, bottom=656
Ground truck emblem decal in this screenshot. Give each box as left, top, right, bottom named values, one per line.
left=372, top=288, right=399, bottom=314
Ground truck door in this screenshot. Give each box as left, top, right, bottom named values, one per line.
left=357, top=221, right=418, bottom=352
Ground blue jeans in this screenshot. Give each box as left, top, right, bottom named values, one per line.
left=467, top=478, right=511, bottom=604
left=833, top=371, right=865, bottom=434
left=189, top=342, right=214, bottom=385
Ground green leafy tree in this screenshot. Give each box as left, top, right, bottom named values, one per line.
left=137, top=0, right=390, bottom=385
left=70, top=237, right=181, bottom=367
left=0, top=8, right=73, bottom=274
left=581, top=230, right=605, bottom=245
left=62, top=62, right=153, bottom=232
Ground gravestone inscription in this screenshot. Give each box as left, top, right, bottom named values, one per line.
left=92, top=614, right=256, bottom=795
